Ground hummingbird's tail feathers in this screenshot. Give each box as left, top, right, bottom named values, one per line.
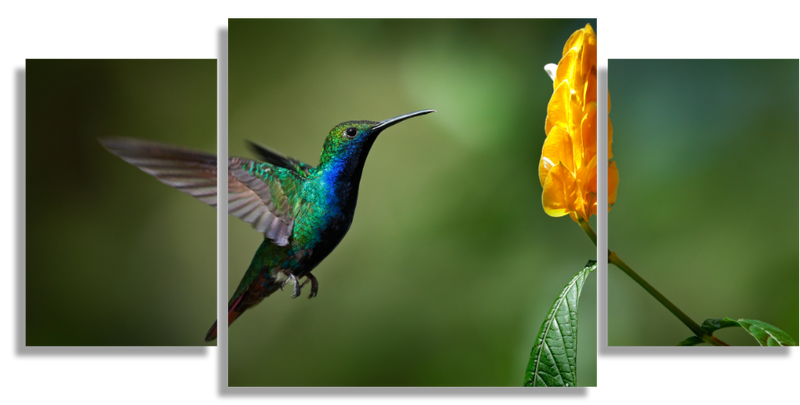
left=203, top=292, right=247, bottom=342
left=99, top=137, right=218, bottom=207
left=204, top=320, right=218, bottom=342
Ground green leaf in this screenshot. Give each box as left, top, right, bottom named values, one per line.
left=676, top=336, right=703, bottom=346
left=524, top=260, right=596, bottom=387
left=698, top=317, right=797, bottom=346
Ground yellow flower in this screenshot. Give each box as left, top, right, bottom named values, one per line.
left=539, top=24, right=618, bottom=223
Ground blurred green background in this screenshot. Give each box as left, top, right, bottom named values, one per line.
left=228, top=19, right=597, bottom=386
left=608, top=59, right=798, bottom=346
left=26, top=59, right=217, bottom=346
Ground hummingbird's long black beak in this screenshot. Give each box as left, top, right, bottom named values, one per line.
left=371, top=109, right=435, bottom=133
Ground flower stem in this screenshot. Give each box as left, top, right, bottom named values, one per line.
left=577, top=217, right=597, bottom=246
left=608, top=251, right=729, bottom=346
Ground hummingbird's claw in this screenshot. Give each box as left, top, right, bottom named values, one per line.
left=280, top=273, right=301, bottom=298
left=302, top=273, right=319, bottom=299
left=281, top=273, right=303, bottom=298
left=291, top=280, right=302, bottom=298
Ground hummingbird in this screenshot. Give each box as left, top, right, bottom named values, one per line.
left=99, top=109, right=435, bottom=342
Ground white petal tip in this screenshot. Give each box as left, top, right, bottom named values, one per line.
left=544, top=63, right=558, bottom=81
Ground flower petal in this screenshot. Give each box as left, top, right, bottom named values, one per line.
left=542, top=163, right=580, bottom=217
left=539, top=125, right=575, bottom=185
left=608, top=160, right=619, bottom=208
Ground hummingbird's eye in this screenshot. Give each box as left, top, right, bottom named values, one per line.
left=344, top=127, right=357, bottom=138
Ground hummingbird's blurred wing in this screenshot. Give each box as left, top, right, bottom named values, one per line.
left=228, top=157, right=301, bottom=246
left=246, top=140, right=314, bottom=176
left=99, top=137, right=218, bottom=206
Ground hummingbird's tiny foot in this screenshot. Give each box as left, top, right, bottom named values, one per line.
left=280, top=273, right=299, bottom=297
left=304, top=273, right=319, bottom=299
left=282, top=273, right=302, bottom=298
